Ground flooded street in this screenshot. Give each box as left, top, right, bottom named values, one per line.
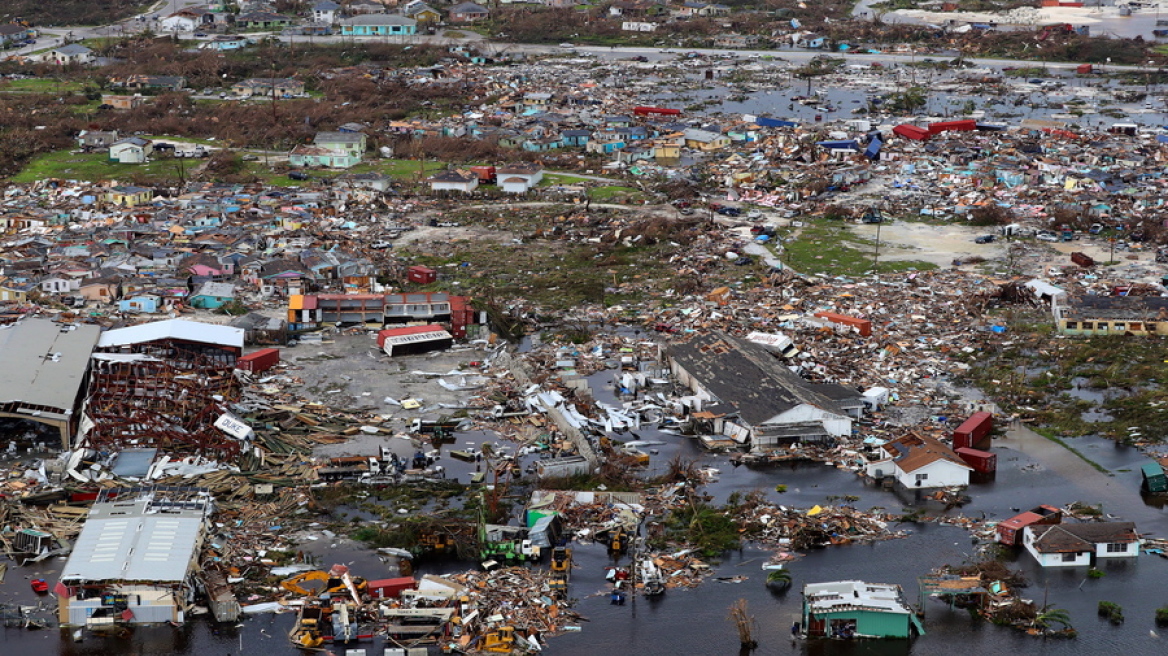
left=4, top=415, right=1167, bottom=655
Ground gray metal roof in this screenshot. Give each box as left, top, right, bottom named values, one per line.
left=0, top=319, right=100, bottom=416
left=668, top=332, right=845, bottom=427
left=61, top=494, right=210, bottom=583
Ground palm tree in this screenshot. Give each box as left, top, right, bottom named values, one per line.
left=1034, top=606, right=1074, bottom=633
left=766, top=569, right=791, bottom=589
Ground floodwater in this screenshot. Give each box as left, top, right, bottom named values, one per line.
left=4, top=412, right=1168, bottom=656
left=6, top=365, right=1168, bottom=655
left=648, top=64, right=1168, bottom=130
left=6, top=417, right=1168, bottom=655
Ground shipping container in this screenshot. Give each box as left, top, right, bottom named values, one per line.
left=407, top=265, right=437, bottom=285
left=955, top=447, right=996, bottom=473
left=927, top=119, right=977, bottom=135
left=1142, top=461, right=1167, bottom=493
left=995, top=505, right=1062, bottom=546
left=633, top=106, right=682, bottom=116
left=535, top=455, right=592, bottom=479
left=367, top=577, right=418, bottom=600
left=469, top=165, right=496, bottom=184
left=892, top=124, right=930, bottom=141
left=449, top=295, right=477, bottom=338
left=1070, top=251, right=1095, bottom=267
left=1076, top=63, right=1093, bottom=74
left=952, top=411, right=993, bottom=450
left=236, top=347, right=280, bottom=373
left=377, top=325, right=453, bottom=356
left=813, top=311, right=873, bottom=337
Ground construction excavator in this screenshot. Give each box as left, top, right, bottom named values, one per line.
left=281, top=570, right=369, bottom=600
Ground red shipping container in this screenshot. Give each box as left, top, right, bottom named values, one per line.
left=633, top=106, right=682, bottom=116
left=956, top=447, right=996, bottom=474
left=927, top=119, right=977, bottom=135
left=236, top=348, right=280, bottom=373
left=469, top=166, right=496, bottom=183
left=449, top=295, right=476, bottom=339
left=377, top=324, right=448, bottom=349
left=366, top=577, right=418, bottom=600
left=893, top=124, right=930, bottom=141
left=407, top=265, right=437, bottom=285
left=813, top=311, right=872, bottom=337
left=953, top=411, right=993, bottom=450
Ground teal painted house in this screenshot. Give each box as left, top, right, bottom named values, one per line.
left=802, top=581, right=922, bottom=639
left=190, top=282, right=237, bottom=310
left=340, top=15, right=418, bottom=36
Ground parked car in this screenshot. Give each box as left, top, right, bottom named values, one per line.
left=1036, top=233, right=1059, bottom=242
left=974, top=235, right=995, bottom=244
left=194, top=33, right=208, bottom=38
left=370, top=241, right=394, bottom=249
left=288, top=171, right=311, bottom=180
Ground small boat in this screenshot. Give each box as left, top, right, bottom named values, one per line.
left=29, top=579, right=49, bottom=594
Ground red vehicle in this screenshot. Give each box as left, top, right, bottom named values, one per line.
left=30, top=579, right=48, bottom=593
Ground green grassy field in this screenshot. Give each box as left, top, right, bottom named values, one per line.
left=0, top=78, right=88, bottom=94
left=778, top=219, right=938, bottom=277
left=235, top=158, right=457, bottom=186
left=542, top=173, right=592, bottom=185
left=8, top=150, right=185, bottom=183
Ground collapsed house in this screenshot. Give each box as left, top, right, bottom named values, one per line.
left=58, top=487, right=214, bottom=627
left=1054, top=295, right=1168, bottom=337
left=667, top=332, right=853, bottom=451
left=81, top=320, right=246, bottom=458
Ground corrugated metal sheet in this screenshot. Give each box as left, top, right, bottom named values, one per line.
left=97, top=319, right=244, bottom=349
left=61, top=496, right=208, bottom=583
left=0, top=319, right=101, bottom=416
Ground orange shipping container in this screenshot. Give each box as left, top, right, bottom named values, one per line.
left=813, top=311, right=872, bottom=337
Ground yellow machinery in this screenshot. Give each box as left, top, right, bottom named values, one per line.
left=418, top=531, right=454, bottom=554
left=550, top=546, right=572, bottom=578
left=608, top=527, right=628, bottom=554
left=281, top=570, right=369, bottom=599
left=282, top=570, right=329, bottom=596
left=483, top=626, right=516, bottom=653
left=291, top=604, right=327, bottom=648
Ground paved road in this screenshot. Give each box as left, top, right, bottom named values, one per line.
left=17, top=8, right=1163, bottom=74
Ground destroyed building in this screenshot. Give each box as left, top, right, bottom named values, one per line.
left=1054, top=295, right=1168, bottom=336
left=0, top=319, right=101, bottom=449
left=668, top=332, right=852, bottom=451
left=82, top=320, right=246, bottom=458
left=58, top=487, right=214, bottom=626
